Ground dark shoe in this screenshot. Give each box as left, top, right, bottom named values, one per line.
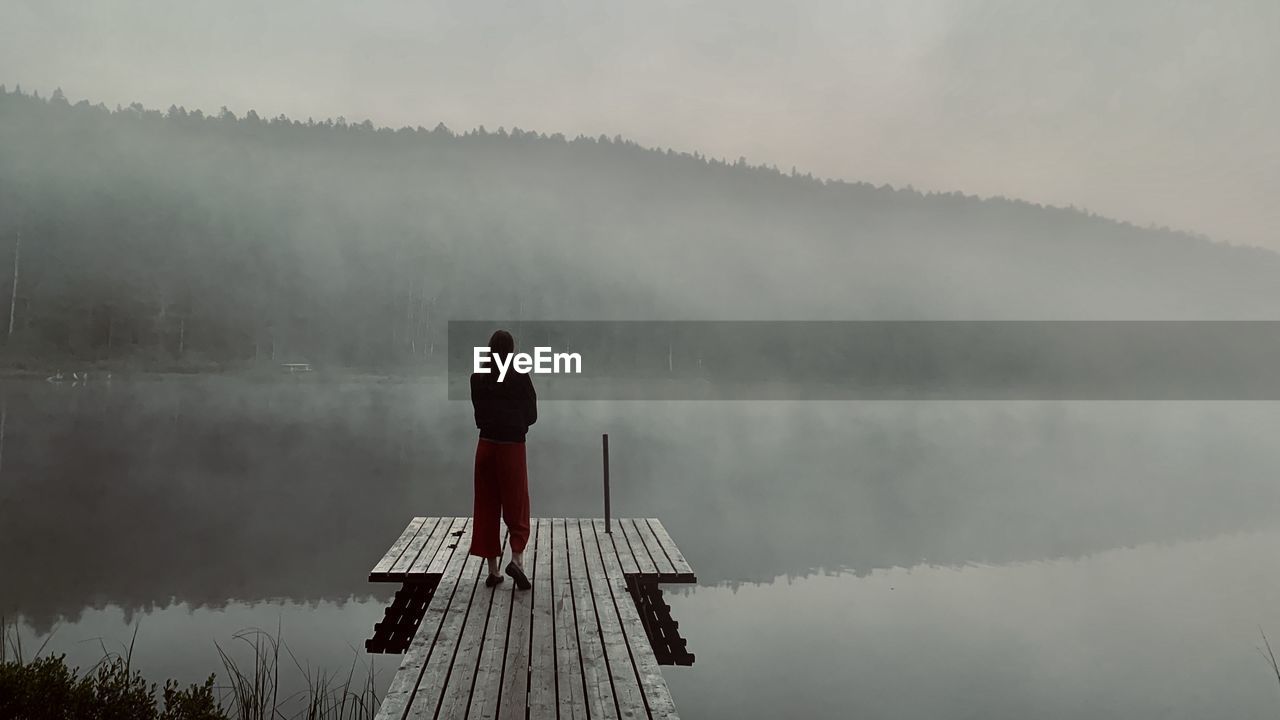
left=505, top=561, right=531, bottom=590
left=485, top=574, right=504, bottom=588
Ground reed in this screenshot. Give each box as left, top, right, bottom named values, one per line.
left=2, top=617, right=381, bottom=720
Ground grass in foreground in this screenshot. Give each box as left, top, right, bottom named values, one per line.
left=1, top=618, right=380, bottom=720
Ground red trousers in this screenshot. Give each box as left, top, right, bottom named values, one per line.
left=470, top=438, right=530, bottom=558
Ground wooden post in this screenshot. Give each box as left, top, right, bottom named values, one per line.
left=7, top=230, right=19, bottom=341
left=602, top=433, right=611, bottom=533
left=0, top=396, right=6, bottom=474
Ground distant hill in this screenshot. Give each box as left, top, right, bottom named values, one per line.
left=0, top=87, right=1276, bottom=369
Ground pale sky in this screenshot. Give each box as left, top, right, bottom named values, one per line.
left=3, top=0, right=1277, bottom=248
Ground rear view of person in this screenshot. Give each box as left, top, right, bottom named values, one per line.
left=469, top=329, right=537, bottom=589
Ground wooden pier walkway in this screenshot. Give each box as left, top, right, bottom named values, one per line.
left=368, top=517, right=696, bottom=720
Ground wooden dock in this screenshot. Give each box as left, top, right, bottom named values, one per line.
left=368, top=517, right=696, bottom=720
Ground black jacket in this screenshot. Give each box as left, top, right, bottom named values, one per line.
left=470, top=371, right=538, bottom=442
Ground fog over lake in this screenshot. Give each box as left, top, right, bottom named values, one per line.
left=6, top=377, right=1280, bottom=717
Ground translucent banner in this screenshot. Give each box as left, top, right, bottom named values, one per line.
left=447, top=321, right=1280, bottom=400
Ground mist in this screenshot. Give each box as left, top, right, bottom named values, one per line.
left=3, top=1, right=1277, bottom=249
left=3, top=3, right=1280, bottom=718
left=2, top=88, right=1279, bottom=370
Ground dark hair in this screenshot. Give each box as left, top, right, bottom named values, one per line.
left=488, top=329, right=515, bottom=361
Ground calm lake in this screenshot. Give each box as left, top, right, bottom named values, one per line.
left=5, top=376, right=1280, bottom=718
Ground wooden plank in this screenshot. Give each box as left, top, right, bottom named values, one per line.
left=426, top=517, right=468, bottom=575
left=406, top=526, right=486, bottom=719
left=644, top=520, right=696, bottom=583
left=604, top=521, right=639, bottom=576
left=467, top=534, right=512, bottom=720
left=377, top=616, right=436, bottom=717
left=408, top=516, right=460, bottom=577
left=551, top=519, right=588, bottom=720
left=528, top=518, right=557, bottom=719
left=439, top=537, right=506, bottom=720
left=594, top=520, right=680, bottom=720
left=390, top=517, right=444, bottom=579
left=373, top=518, right=693, bottom=720
left=580, top=518, right=648, bottom=719
left=618, top=519, right=658, bottom=578
left=377, top=520, right=473, bottom=720
left=371, top=517, right=429, bottom=581
left=497, top=519, right=537, bottom=720
left=567, top=518, right=620, bottom=720
left=630, top=519, right=676, bottom=581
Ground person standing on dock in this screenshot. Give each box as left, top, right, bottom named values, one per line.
left=469, top=329, right=537, bottom=590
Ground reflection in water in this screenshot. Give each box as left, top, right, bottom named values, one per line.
left=7, top=599, right=399, bottom=710
left=4, top=377, right=1280, bottom=717
left=366, top=582, right=439, bottom=655
left=666, top=531, right=1280, bottom=719
left=631, top=580, right=695, bottom=666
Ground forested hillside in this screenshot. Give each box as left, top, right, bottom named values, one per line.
left=0, top=87, right=1276, bottom=370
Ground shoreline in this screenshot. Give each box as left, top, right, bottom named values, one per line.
left=0, top=361, right=449, bottom=383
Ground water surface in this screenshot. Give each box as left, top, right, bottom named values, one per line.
left=4, top=377, right=1280, bottom=717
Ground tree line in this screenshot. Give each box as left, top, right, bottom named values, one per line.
left=1, top=86, right=1276, bottom=371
